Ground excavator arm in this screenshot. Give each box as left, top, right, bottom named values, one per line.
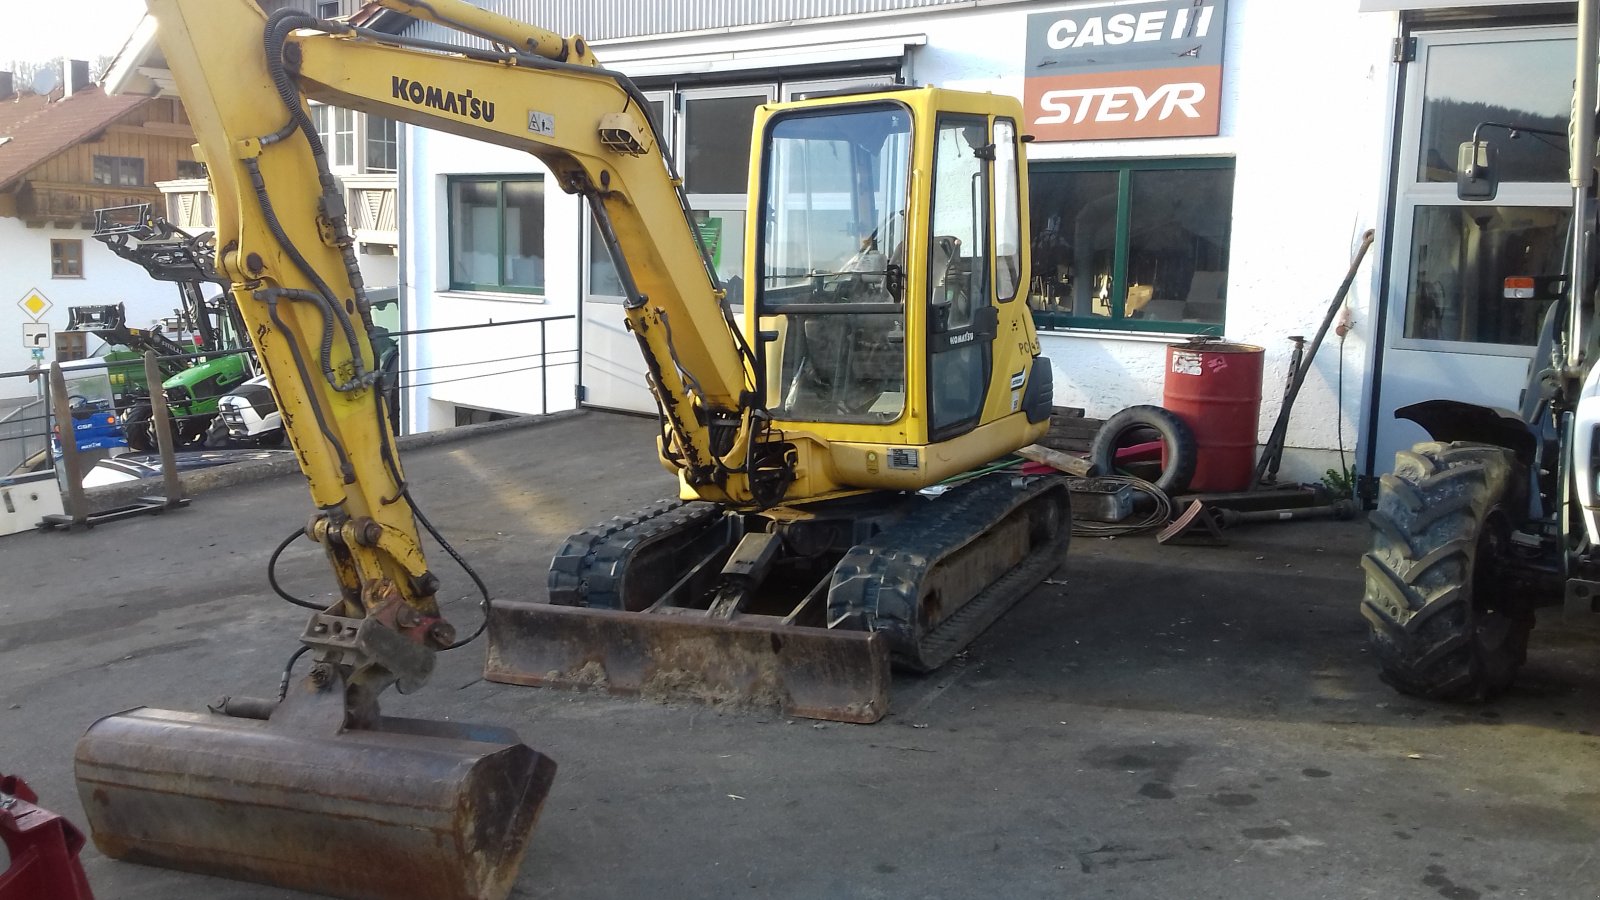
left=140, top=0, right=764, bottom=702
left=74, top=2, right=759, bottom=898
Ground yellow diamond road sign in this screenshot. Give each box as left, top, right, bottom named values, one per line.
left=18, top=289, right=51, bottom=322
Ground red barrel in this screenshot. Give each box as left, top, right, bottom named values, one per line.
left=1162, top=341, right=1264, bottom=493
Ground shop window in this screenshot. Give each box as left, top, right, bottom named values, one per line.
left=1029, top=159, right=1234, bottom=334
left=92, top=155, right=144, bottom=186
left=51, top=239, right=83, bottom=278
left=448, top=176, right=544, bottom=294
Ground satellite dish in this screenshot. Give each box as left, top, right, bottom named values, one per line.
left=31, top=66, right=60, bottom=96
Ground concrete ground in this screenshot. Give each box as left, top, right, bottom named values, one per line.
left=5, top=410, right=1600, bottom=899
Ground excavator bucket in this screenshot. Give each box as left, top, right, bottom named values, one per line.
left=486, top=602, right=892, bottom=724
left=74, top=706, right=556, bottom=900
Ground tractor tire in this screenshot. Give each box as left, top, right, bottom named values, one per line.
left=124, top=405, right=182, bottom=454
left=1360, top=441, right=1532, bottom=701
left=123, top=405, right=157, bottom=452
left=1088, top=405, right=1198, bottom=495
left=203, top=417, right=231, bottom=449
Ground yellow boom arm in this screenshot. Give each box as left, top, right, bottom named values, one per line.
left=147, top=0, right=758, bottom=685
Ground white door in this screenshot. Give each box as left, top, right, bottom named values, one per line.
left=1373, top=25, right=1576, bottom=472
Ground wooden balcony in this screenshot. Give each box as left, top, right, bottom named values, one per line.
left=17, top=180, right=162, bottom=228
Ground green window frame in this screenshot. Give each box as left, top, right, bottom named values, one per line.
left=447, top=175, right=545, bottom=295
left=1028, top=157, right=1234, bottom=335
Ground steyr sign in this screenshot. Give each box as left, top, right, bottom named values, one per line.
left=1024, top=0, right=1228, bottom=142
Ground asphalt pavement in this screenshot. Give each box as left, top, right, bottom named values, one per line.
left=5, top=410, right=1600, bottom=899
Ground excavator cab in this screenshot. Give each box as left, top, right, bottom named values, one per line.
left=755, top=94, right=1036, bottom=445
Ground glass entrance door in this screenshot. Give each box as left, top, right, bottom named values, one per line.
left=1373, top=25, right=1575, bottom=473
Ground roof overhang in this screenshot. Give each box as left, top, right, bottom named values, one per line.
left=103, top=13, right=168, bottom=97
left=599, top=34, right=926, bottom=79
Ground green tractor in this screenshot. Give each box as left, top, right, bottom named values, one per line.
left=87, top=205, right=255, bottom=452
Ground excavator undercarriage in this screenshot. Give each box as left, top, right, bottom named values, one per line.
left=489, top=472, right=1071, bottom=722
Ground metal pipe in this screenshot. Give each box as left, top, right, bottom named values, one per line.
left=1569, top=0, right=1597, bottom=371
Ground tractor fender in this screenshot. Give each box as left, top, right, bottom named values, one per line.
left=1395, top=400, right=1536, bottom=466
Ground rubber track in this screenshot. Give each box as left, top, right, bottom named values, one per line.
left=1359, top=441, right=1527, bottom=700
left=547, top=499, right=725, bottom=608
left=829, top=473, right=1071, bottom=672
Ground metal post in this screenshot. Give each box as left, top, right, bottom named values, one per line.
left=38, top=368, right=56, bottom=474
left=144, top=351, right=184, bottom=506
left=47, top=363, right=88, bottom=528
left=539, top=319, right=548, bottom=414
left=1569, top=0, right=1597, bottom=372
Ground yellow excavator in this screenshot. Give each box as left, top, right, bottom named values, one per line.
left=73, top=1, right=1071, bottom=898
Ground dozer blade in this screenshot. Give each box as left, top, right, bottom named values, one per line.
left=74, top=707, right=556, bottom=900
left=485, top=602, right=891, bottom=723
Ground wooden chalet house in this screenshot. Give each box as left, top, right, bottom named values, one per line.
left=0, top=62, right=205, bottom=376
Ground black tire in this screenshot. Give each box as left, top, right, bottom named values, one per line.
left=203, top=417, right=233, bottom=449
left=1360, top=441, right=1533, bottom=701
left=1088, top=405, right=1198, bottom=495
left=123, top=405, right=156, bottom=452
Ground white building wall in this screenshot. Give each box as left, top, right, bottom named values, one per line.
left=402, top=130, right=580, bottom=432
left=404, top=0, right=1400, bottom=482
left=0, top=219, right=194, bottom=382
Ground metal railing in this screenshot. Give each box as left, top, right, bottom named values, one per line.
left=0, top=311, right=582, bottom=532
left=0, top=393, right=50, bottom=480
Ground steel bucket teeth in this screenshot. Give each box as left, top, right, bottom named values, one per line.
left=485, top=601, right=892, bottom=724
left=75, top=707, right=556, bottom=900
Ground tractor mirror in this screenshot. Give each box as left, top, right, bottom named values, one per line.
left=1457, top=140, right=1498, bottom=201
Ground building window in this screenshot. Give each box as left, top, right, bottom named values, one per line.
left=92, top=155, right=144, bottom=186
left=310, top=103, right=329, bottom=152
left=366, top=116, right=397, bottom=172
left=449, top=176, right=544, bottom=294
left=176, top=159, right=207, bottom=179
left=51, top=239, right=83, bottom=278
left=317, top=1, right=340, bottom=18
left=308, top=104, right=355, bottom=168
left=683, top=92, right=767, bottom=194
left=333, top=107, right=356, bottom=168
left=1029, top=158, right=1234, bottom=333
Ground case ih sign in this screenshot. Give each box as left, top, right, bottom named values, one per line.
left=1024, top=0, right=1227, bottom=142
